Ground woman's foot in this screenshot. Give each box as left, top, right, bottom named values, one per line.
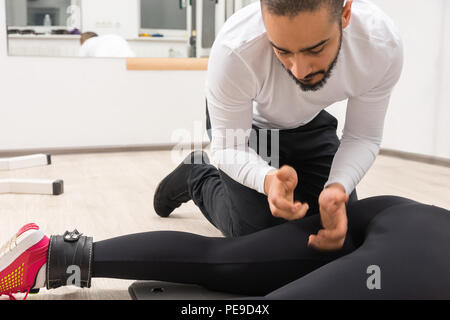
left=0, top=223, right=48, bottom=300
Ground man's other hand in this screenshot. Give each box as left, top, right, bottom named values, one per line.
left=308, top=184, right=349, bottom=251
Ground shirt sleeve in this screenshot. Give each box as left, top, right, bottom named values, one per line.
left=325, top=41, right=404, bottom=195
left=206, top=44, right=277, bottom=195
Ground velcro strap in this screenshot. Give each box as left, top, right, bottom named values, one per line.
left=46, top=230, right=93, bottom=290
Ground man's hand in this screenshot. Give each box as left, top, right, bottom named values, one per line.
left=264, top=165, right=309, bottom=221
left=308, top=184, right=349, bottom=251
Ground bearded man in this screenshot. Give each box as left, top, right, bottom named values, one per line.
left=154, top=0, right=403, bottom=251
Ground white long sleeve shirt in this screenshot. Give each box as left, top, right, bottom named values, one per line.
left=79, top=34, right=136, bottom=58
left=205, top=0, right=404, bottom=196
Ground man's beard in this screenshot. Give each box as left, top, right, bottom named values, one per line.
left=283, top=28, right=343, bottom=92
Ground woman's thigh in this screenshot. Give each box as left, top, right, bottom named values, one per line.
left=199, top=212, right=358, bottom=295
left=263, top=202, right=450, bottom=300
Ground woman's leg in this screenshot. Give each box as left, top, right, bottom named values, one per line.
left=1, top=209, right=354, bottom=298
left=92, top=212, right=356, bottom=296
left=92, top=196, right=417, bottom=297
left=260, top=198, right=450, bottom=299
left=91, top=197, right=417, bottom=296
left=2, top=195, right=431, bottom=299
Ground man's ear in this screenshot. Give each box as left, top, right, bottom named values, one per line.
left=342, top=0, right=353, bottom=29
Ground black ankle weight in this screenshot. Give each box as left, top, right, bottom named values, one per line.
left=46, top=229, right=93, bottom=290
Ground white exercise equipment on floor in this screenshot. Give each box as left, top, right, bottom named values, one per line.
left=0, top=154, right=51, bottom=171
left=0, top=154, right=64, bottom=195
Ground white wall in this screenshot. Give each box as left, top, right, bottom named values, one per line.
left=330, top=0, right=450, bottom=160
left=436, top=1, right=450, bottom=159
left=0, top=0, right=208, bottom=152
left=373, top=0, right=450, bottom=159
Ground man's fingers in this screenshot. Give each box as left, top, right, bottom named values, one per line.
left=308, top=234, right=316, bottom=247
left=269, top=202, right=295, bottom=220
left=317, top=212, right=347, bottom=240
left=283, top=201, right=309, bottom=220
left=308, top=234, right=334, bottom=251
left=270, top=198, right=309, bottom=220
left=295, top=202, right=309, bottom=219
left=317, top=227, right=345, bottom=242
left=309, top=223, right=347, bottom=251
left=271, top=197, right=296, bottom=214
left=308, top=232, right=345, bottom=251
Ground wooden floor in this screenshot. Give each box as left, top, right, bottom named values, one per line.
left=0, top=149, right=449, bottom=300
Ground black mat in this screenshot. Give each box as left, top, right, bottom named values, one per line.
left=128, top=281, right=247, bottom=300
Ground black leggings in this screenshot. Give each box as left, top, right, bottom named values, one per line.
left=92, top=196, right=450, bottom=299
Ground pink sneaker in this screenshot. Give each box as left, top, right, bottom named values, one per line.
left=0, top=223, right=49, bottom=300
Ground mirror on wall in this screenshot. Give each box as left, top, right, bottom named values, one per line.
left=5, top=0, right=258, bottom=58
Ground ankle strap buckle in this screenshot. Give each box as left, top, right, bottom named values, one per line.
left=63, top=229, right=83, bottom=242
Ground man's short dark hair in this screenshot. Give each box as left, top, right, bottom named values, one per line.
left=260, top=0, right=345, bottom=22
left=80, top=32, right=98, bottom=45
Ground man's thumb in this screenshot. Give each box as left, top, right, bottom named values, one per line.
left=276, top=166, right=297, bottom=185
left=276, top=166, right=290, bottom=180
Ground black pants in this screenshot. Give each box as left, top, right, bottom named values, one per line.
left=92, top=196, right=450, bottom=299
left=188, top=101, right=356, bottom=237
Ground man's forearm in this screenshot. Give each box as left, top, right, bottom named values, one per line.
left=324, top=135, right=381, bottom=196
left=211, top=147, right=277, bottom=194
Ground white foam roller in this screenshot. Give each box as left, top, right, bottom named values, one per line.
left=0, top=154, right=51, bottom=171
left=0, top=179, right=64, bottom=195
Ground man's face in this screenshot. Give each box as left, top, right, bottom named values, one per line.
left=262, top=5, right=344, bottom=92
